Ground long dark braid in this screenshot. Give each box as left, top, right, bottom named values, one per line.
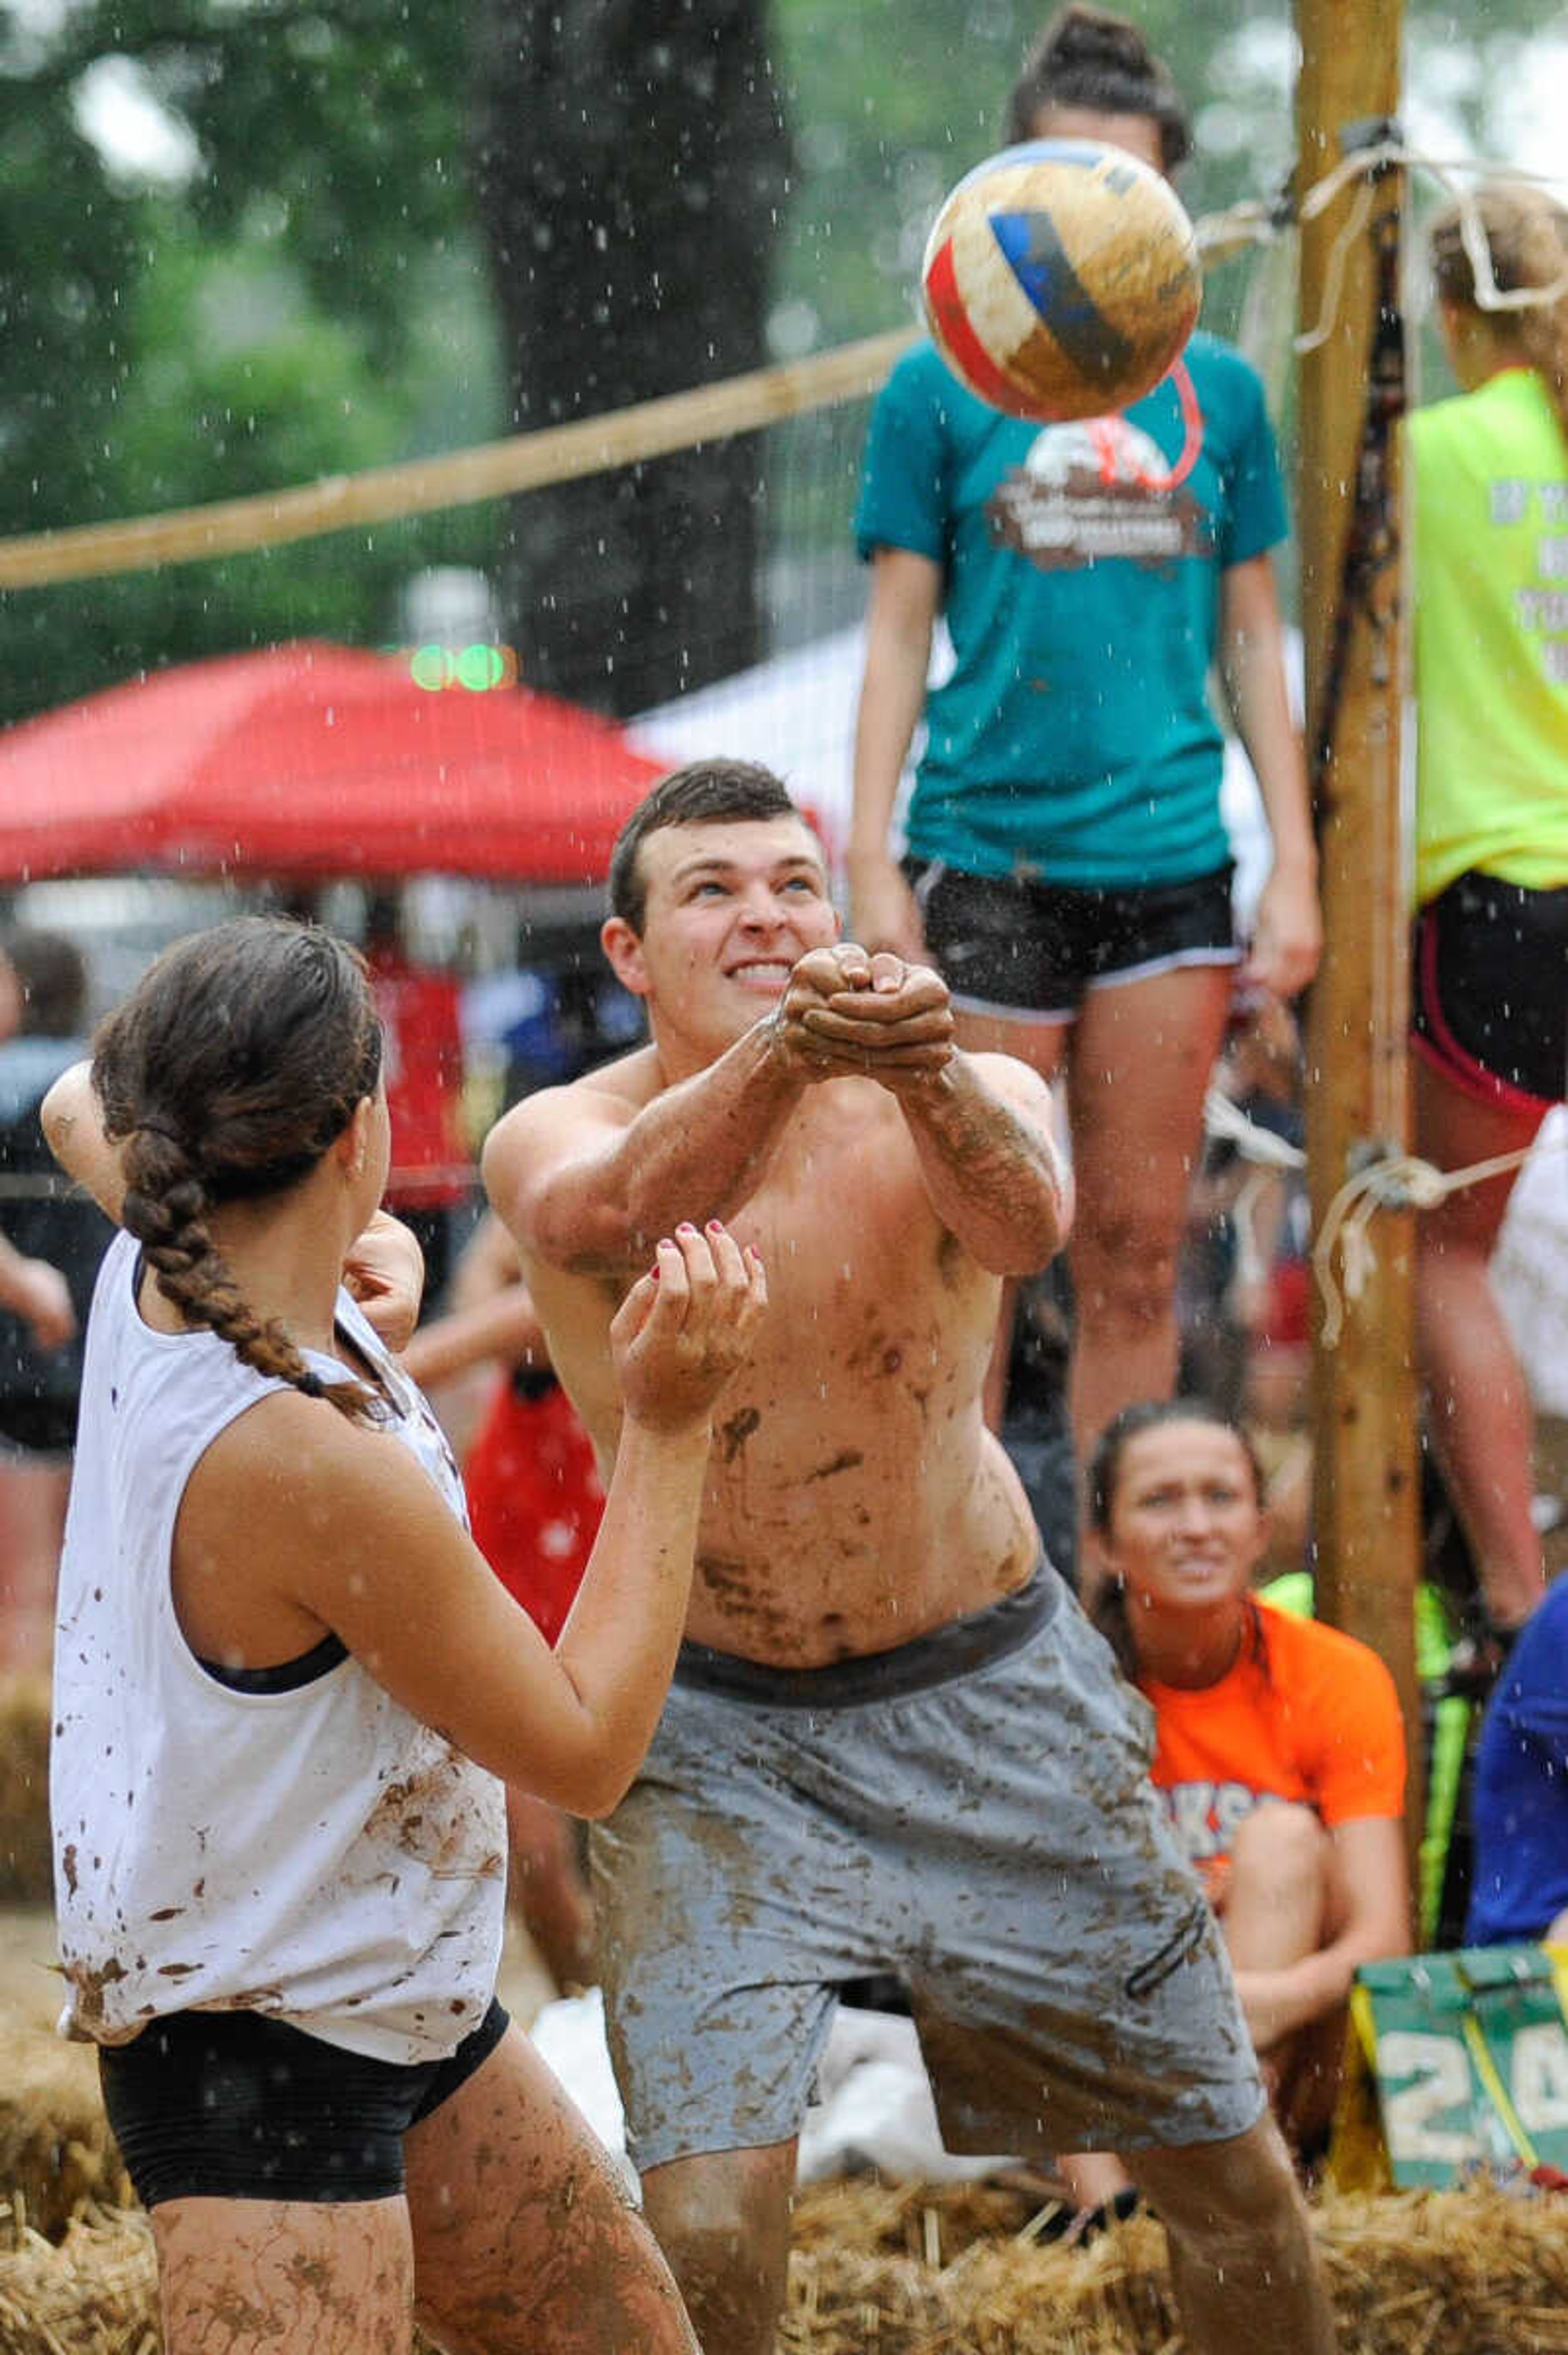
left=93, top=918, right=384, bottom=1423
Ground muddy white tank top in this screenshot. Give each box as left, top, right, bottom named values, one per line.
left=52, top=1230, right=506, bottom=2063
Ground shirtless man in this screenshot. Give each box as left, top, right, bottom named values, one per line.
left=483, top=761, right=1336, bottom=2355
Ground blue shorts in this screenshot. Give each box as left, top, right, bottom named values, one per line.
left=99, top=1998, right=510, bottom=2208
left=592, top=1570, right=1262, bottom=2174
left=906, top=857, right=1238, bottom=1021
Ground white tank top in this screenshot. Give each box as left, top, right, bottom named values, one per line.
left=52, top=1230, right=507, bottom=2064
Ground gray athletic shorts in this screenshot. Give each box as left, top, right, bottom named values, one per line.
left=591, top=1567, right=1264, bottom=2176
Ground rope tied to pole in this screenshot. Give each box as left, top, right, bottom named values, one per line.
left=1197, top=136, right=1568, bottom=351
left=1203, top=1086, right=1567, bottom=1350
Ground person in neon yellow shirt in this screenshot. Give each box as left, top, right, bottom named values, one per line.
left=1409, top=183, right=1568, bottom=1655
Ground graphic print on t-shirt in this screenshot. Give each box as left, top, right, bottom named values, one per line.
left=987, top=412, right=1210, bottom=571
left=1165, top=1775, right=1265, bottom=1864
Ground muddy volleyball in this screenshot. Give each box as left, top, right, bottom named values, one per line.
left=921, top=138, right=1202, bottom=423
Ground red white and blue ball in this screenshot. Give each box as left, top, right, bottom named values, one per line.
left=921, top=139, right=1202, bottom=423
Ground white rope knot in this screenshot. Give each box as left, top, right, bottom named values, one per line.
left=1200, top=1089, right=1565, bottom=1349
left=1185, top=138, right=1568, bottom=353
left=1384, top=1160, right=1451, bottom=1212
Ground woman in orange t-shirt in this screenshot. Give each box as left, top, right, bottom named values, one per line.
left=1072, top=1399, right=1408, bottom=2199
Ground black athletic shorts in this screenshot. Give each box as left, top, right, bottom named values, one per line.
left=99, top=1997, right=510, bottom=2209
left=1412, top=869, right=1568, bottom=1111
left=905, top=856, right=1238, bottom=1020
left=0, top=1395, right=78, bottom=1458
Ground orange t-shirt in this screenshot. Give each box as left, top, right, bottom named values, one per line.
left=1140, top=1600, right=1406, bottom=1880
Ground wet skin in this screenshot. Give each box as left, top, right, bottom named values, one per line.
left=523, top=1055, right=1039, bottom=1664
left=491, top=815, right=1062, bottom=1667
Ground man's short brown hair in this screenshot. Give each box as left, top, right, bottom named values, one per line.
left=608, top=760, right=802, bottom=934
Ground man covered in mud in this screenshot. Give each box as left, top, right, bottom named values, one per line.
left=483, top=760, right=1336, bottom=2355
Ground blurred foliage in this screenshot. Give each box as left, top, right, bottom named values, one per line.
left=0, top=0, right=500, bottom=724
left=0, top=0, right=1563, bottom=724
left=767, top=0, right=1567, bottom=350
left=767, top=0, right=1284, bottom=352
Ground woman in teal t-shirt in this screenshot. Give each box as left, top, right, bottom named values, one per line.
left=851, top=8, right=1319, bottom=1598
left=1408, top=183, right=1568, bottom=1658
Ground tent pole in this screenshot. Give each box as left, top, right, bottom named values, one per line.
left=1294, top=4, right=1422, bottom=1825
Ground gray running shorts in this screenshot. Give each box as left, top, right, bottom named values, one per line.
left=591, top=1567, right=1264, bottom=2176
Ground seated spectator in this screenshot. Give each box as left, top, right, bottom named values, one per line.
left=1466, top=1576, right=1568, bottom=1947
left=1059, top=1398, right=1409, bottom=2218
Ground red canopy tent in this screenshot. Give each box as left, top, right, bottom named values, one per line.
left=0, top=642, right=668, bottom=884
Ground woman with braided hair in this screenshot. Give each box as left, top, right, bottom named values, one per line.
left=42, top=916, right=765, bottom=2355
left=1409, top=183, right=1568, bottom=1664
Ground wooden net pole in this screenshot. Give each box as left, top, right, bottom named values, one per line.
left=1294, top=3, right=1423, bottom=1803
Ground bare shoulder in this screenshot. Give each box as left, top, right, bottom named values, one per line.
left=184, top=1388, right=427, bottom=1532
left=483, top=1045, right=655, bottom=1173
left=481, top=1043, right=663, bottom=1263
left=177, top=1386, right=469, bottom=1617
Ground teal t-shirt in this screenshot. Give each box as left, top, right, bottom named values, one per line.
left=854, top=332, right=1287, bottom=886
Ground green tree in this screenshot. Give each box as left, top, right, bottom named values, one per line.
left=0, top=0, right=791, bottom=726
left=0, top=0, right=499, bottom=726
left=2, top=0, right=1564, bottom=734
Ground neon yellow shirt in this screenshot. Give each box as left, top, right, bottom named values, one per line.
left=1410, top=368, right=1568, bottom=907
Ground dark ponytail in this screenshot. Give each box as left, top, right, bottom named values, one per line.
left=94, top=918, right=384, bottom=1422
left=1006, top=4, right=1190, bottom=169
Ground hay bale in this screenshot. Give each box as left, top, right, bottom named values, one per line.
left=782, top=2178, right=1568, bottom=2354
left=0, top=1907, right=67, bottom=2041
left=0, top=2207, right=453, bottom=2354
left=0, top=1676, right=51, bottom=1907
left=1315, top=2188, right=1568, bottom=2355
left=0, top=2207, right=155, bottom=2355
left=0, top=2208, right=459, bottom=2354
left=5, top=2171, right=1568, bottom=2351
left=0, top=2032, right=129, bottom=2242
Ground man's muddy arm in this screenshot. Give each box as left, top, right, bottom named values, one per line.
left=484, top=1021, right=810, bottom=1276
left=899, top=1054, right=1072, bottom=1276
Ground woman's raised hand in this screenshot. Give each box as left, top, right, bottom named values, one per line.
left=343, top=1211, right=427, bottom=1352
left=610, top=1221, right=766, bottom=1435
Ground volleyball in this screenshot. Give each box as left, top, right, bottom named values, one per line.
left=921, top=139, right=1202, bottom=423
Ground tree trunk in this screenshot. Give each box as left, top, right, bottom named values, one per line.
left=470, top=0, right=790, bottom=717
